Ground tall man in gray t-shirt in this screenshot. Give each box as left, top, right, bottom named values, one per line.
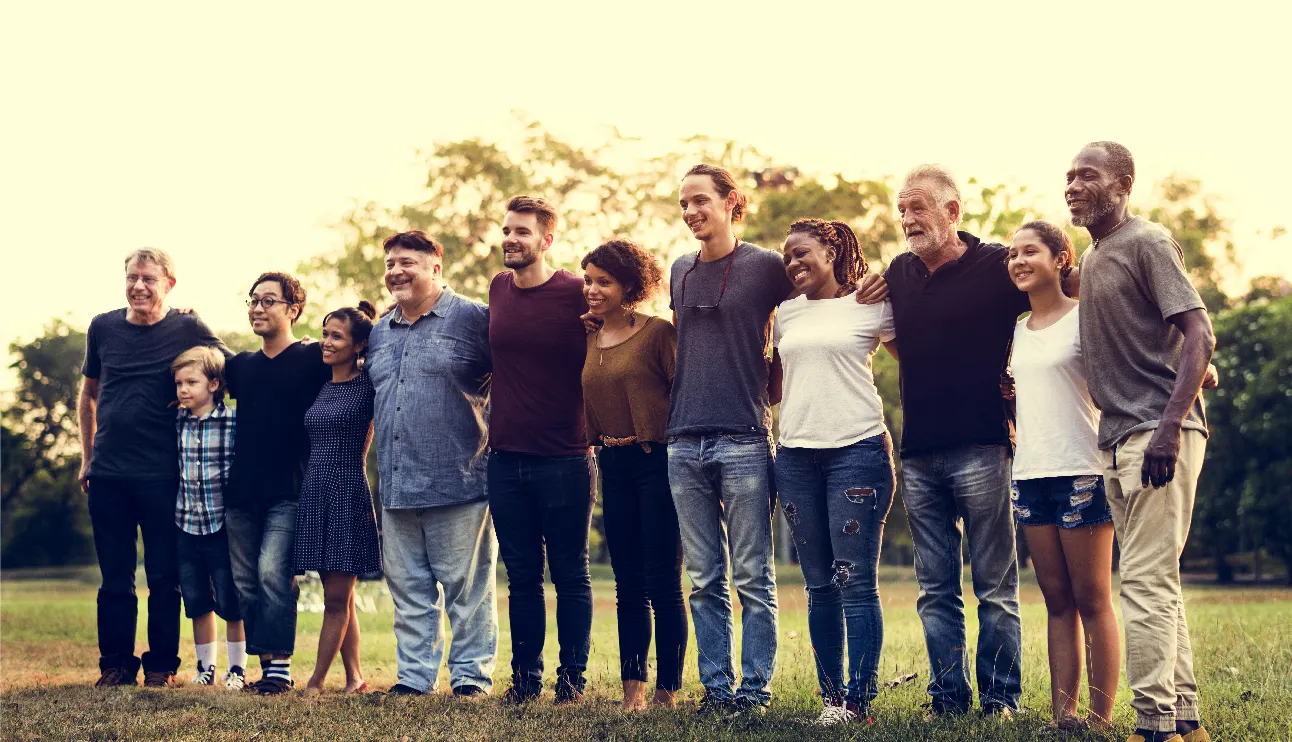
left=79, top=248, right=228, bottom=687
left=1068, top=141, right=1216, bottom=742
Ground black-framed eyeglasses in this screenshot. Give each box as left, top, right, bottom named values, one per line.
left=678, top=243, right=739, bottom=310
left=246, top=298, right=291, bottom=309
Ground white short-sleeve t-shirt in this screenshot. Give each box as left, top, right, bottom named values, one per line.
left=1011, top=304, right=1102, bottom=479
left=773, top=295, right=895, bottom=448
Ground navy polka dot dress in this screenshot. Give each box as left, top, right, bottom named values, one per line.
left=293, top=372, right=381, bottom=578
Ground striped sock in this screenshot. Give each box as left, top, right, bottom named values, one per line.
left=263, top=659, right=291, bottom=683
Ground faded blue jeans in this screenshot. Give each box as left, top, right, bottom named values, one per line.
left=776, top=434, right=894, bottom=708
left=225, top=502, right=299, bottom=657
left=382, top=499, right=498, bottom=693
left=668, top=433, right=778, bottom=706
left=902, top=443, right=1022, bottom=713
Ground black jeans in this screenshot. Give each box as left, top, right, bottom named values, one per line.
left=87, top=476, right=182, bottom=674
left=487, top=450, right=594, bottom=690
left=599, top=444, right=688, bottom=691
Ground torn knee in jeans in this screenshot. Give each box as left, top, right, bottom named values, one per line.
left=831, top=559, right=855, bottom=587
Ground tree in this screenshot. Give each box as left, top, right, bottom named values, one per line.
left=1198, top=296, right=1292, bottom=583
left=2, top=319, right=95, bottom=566
left=1142, top=175, right=1236, bottom=314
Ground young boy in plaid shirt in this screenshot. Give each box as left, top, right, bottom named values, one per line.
left=172, top=346, right=247, bottom=688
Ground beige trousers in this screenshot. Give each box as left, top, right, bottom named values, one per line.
left=1101, top=429, right=1206, bottom=733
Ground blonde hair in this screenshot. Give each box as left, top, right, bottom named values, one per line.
left=124, top=248, right=175, bottom=278
left=171, top=346, right=226, bottom=400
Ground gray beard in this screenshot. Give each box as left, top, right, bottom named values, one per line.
left=907, top=224, right=949, bottom=261
left=1072, top=195, right=1116, bottom=228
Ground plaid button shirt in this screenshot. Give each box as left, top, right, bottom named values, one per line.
left=175, top=402, right=236, bottom=535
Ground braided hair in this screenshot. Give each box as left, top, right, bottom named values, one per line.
left=786, top=218, right=869, bottom=290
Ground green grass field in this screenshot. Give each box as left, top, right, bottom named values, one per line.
left=2, top=566, right=1289, bottom=741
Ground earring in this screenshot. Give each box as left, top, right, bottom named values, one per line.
left=625, top=307, right=636, bottom=327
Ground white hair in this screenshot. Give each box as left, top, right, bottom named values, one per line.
left=901, top=164, right=962, bottom=210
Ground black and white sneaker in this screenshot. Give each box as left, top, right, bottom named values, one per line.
left=190, top=662, right=216, bottom=686
left=223, top=666, right=246, bottom=691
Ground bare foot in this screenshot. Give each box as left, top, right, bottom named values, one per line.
left=303, top=685, right=324, bottom=696
left=650, top=688, right=677, bottom=709
left=621, top=679, right=648, bottom=712
left=344, top=679, right=369, bottom=694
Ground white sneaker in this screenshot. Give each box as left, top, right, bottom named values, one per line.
left=814, top=701, right=859, bottom=726
left=223, top=667, right=247, bottom=690
left=190, top=663, right=216, bottom=686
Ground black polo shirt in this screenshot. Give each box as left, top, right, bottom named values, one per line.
left=885, top=232, right=1030, bottom=457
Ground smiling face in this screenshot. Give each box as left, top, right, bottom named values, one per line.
left=1008, top=228, right=1067, bottom=293
left=247, top=279, right=299, bottom=337
left=583, top=262, right=627, bottom=317
left=782, top=232, right=837, bottom=299
left=384, top=246, right=438, bottom=306
left=174, top=364, right=218, bottom=412
left=897, top=183, right=957, bottom=260
left=679, top=174, right=734, bottom=242
left=124, top=258, right=175, bottom=316
left=501, top=211, right=551, bottom=270
left=1065, top=146, right=1124, bottom=227
left=320, top=316, right=362, bottom=368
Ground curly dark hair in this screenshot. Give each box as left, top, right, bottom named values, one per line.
left=248, top=271, right=306, bottom=325
left=786, top=218, right=869, bottom=289
left=580, top=239, right=664, bottom=309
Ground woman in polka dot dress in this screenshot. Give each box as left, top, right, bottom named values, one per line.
left=294, top=301, right=380, bottom=694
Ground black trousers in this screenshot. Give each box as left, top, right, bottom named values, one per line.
left=88, top=476, right=182, bottom=674
left=599, top=444, right=688, bottom=691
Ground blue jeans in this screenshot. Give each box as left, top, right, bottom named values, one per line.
left=487, top=450, right=594, bottom=691
left=902, top=444, right=1022, bottom=712
left=225, top=502, right=299, bottom=657
left=776, top=434, right=894, bottom=707
left=668, top=433, right=778, bottom=705
left=382, top=500, right=498, bottom=693
left=88, top=476, right=182, bottom=674
left=177, top=527, right=241, bottom=621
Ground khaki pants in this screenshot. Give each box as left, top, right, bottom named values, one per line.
left=1101, top=429, right=1206, bottom=733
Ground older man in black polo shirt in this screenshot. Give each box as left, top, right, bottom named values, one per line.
left=885, top=165, right=1029, bottom=718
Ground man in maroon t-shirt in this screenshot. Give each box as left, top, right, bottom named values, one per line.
left=487, top=195, right=594, bottom=705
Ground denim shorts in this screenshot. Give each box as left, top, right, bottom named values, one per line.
left=177, top=527, right=242, bottom=621
left=1010, top=475, right=1112, bottom=529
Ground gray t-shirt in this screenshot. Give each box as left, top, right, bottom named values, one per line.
left=667, top=242, right=793, bottom=436
left=1078, top=216, right=1207, bottom=449
left=82, top=308, right=227, bottom=479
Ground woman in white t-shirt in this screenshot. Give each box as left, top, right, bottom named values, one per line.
left=1008, top=220, right=1117, bottom=732
left=768, top=219, right=897, bottom=726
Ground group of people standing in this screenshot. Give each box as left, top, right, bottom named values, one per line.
left=80, top=141, right=1215, bottom=742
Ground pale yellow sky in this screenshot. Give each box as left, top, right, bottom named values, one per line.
left=3, top=1, right=1290, bottom=391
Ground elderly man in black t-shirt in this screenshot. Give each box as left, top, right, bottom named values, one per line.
left=885, top=166, right=1029, bottom=718
left=223, top=271, right=331, bottom=695
left=80, top=248, right=228, bottom=687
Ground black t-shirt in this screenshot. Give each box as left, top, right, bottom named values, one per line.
left=225, top=341, right=330, bottom=508
left=82, top=308, right=227, bottom=479
left=885, top=232, right=1030, bottom=457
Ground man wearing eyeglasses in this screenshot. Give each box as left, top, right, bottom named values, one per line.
left=80, top=248, right=229, bottom=687
left=667, top=164, right=887, bottom=717
left=222, top=271, right=332, bottom=694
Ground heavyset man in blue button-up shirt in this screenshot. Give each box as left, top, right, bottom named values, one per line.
left=366, top=230, right=498, bottom=697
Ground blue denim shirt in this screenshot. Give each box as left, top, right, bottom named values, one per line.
left=368, top=287, right=492, bottom=509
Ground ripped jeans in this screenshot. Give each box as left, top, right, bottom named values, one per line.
left=775, top=434, right=895, bottom=707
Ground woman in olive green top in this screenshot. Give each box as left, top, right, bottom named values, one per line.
left=580, top=239, right=686, bottom=712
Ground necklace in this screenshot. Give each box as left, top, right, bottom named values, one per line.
left=1091, top=215, right=1131, bottom=249
left=596, top=313, right=639, bottom=366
